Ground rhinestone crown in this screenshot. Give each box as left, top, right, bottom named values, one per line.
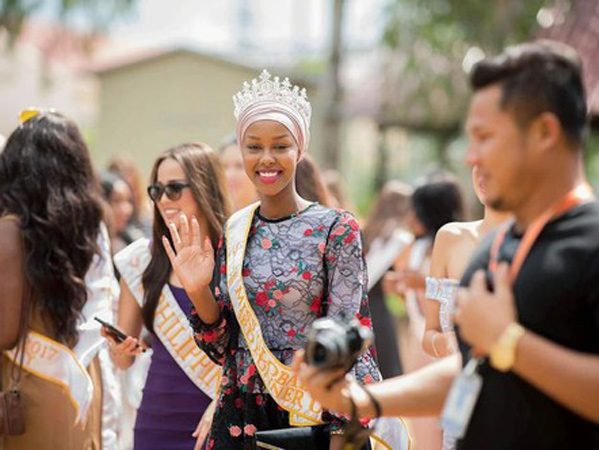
left=233, top=69, right=311, bottom=124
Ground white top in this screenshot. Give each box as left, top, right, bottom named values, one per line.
left=425, top=276, right=459, bottom=333
left=366, top=229, right=413, bottom=291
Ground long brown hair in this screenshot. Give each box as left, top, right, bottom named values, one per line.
left=362, top=180, right=412, bottom=254
left=295, top=154, right=335, bottom=207
left=0, top=113, right=103, bottom=347
left=141, top=143, right=231, bottom=332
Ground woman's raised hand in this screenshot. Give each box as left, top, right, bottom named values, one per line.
left=163, top=215, right=215, bottom=296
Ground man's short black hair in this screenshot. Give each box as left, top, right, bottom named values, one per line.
left=470, top=40, right=588, bottom=145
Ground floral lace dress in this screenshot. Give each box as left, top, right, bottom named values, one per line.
left=189, top=203, right=380, bottom=449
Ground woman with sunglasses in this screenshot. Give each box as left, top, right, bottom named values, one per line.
left=0, top=111, right=118, bottom=450
left=102, top=142, right=230, bottom=450
left=164, top=71, right=409, bottom=449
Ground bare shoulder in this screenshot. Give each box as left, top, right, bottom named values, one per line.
left=0, top=217, right=23, bottom=261
left=436, top=221, right=481, bottom=244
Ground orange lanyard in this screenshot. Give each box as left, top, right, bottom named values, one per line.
left=489, top=183, right=595, bottom=284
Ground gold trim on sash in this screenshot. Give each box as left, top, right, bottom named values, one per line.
left=4, top=331, right=94, bottom=424
left=226, top=203, right=323, bottom=425
left=226, top=203, right=412, bottom=449
left=114, top=239, right=222, bottom=399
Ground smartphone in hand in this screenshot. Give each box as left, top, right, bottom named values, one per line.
left=95, top=317, right=146, bottom=352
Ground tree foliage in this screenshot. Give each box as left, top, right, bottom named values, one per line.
left=377, top=0, right=554, bottom=168
left=382, top=0, right=550, bottom=55
left=0, top=0, right=135, bottom=46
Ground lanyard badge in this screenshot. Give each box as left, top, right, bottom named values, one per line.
left=441, top=184, right=594, bottom=441
left=440, top=357, right=483, bottom=439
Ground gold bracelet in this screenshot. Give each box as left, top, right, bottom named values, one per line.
left=431, top=332, right=442, bottom=358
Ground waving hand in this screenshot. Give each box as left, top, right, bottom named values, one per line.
left=162, top=215, right=215, bottom=296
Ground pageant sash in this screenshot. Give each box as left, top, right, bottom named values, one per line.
left=114, top=239, right=221, bottom=399
left=2, top=224, right=116, bottom=427
left=366, top=230, right=413, bottom=291
left=77, top=222, right=119, bottom=367
left=226, top=203, right=323, bottom=425
left=4, top=331, right=93, bottom=424
left=226, top=204, right=411, bottom=449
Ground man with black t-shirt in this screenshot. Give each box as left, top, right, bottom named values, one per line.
left=294, top=40, right=599, bottom=449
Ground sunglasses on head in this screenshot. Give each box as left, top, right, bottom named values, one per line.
left=18, top=107, right=57, bottom=124
left=147, top=181, right=190, bottom=202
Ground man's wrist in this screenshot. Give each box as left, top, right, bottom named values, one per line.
left=347, top=383, right=378, bottom=419
left=489, top=322, right=526, bottom=372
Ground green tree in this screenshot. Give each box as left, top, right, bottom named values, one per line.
left=376, top=0, right=555, bottom=184
left=0, top=0, right=135, bottom=47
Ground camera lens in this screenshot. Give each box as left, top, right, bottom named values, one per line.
left=312, top=343, right=328, bottom=365
left=346, top=329, right=361, bottom=353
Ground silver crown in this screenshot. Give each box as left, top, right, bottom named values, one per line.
left=233, top=69, right=312, bottom=124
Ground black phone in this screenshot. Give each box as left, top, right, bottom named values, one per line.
left=95, top=317, right=128, bottom=342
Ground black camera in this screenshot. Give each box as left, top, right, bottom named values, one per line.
left=304, top=315, right=373, bottom=372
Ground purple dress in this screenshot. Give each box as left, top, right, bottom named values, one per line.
left=134, top=284, right=212, bottom=450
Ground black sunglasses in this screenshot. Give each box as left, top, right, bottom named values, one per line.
left=147, top=181, right=190, bottom=202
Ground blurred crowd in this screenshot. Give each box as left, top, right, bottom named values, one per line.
left=1, top=39, right=598, bottom=450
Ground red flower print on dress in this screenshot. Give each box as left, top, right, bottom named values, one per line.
left=348, top=218, right=360, bottom=231
left=244, top=424, right=257, bottom=436
left=310, top=297, right=322, bottom=314
left=229, top=426, right=242, bottom=437
left=363, top=374, right=374, bottom=384
left=268, top=299, right=277, bottom=308
left=332, top=226, right=346, bottom=236
left=248, top=363, right=256, bottom=377
left=261, top=238, right=273, bottom=249
left=256, top=291, right=269, bottom=307
left=219, top=264, right=227, bottom=274
left=273, top=289, right=283, bottom=299
left=318, top=242, right=326, bottom=254
left=344, top=232, right=356, bottom=244
left=302, top=271, right=312, bottom=280
left=242, top=267, right=251, bottom=277
left=358, top=316, right=372, bottom=328
left=287, top=329, right=297, bottom=337
left=256, top=395, right=264, bottom=406
left=202, top=329, right=219, bottom=342
left=304, top=228, right=313, bottom=236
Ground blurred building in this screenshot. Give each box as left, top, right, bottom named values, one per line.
left=92, top=44, right=323, bottom=177
left=0, top=21, right=99, bottom=139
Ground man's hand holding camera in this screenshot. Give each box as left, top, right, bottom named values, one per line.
left=292, top=316, right=381, bottom=420
left=292, top=350, right=383, bottom=426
